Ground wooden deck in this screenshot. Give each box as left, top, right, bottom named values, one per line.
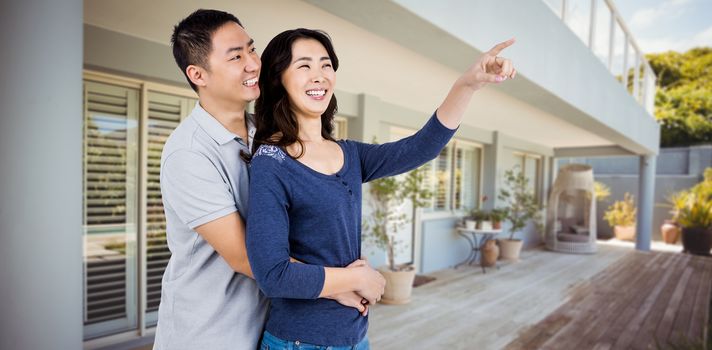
left=368, top=244, right=628, bottom=349
left=367, top=244, right=712, bottom=350
left=506, top=251, right=712, bottom=350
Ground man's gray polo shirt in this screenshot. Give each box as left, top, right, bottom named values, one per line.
left=153, top=102, right=267, bottom=350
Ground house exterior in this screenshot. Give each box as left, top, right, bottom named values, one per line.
left=0, top=0, right=659, bottom=348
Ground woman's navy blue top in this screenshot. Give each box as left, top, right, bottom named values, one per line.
left=246, top=112, right=456, bottom=346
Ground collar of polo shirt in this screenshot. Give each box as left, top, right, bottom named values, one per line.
left=192, top=102, right=256, bottom=146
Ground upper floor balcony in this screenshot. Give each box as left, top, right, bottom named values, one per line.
left=308, top=0, right=661, bottom=156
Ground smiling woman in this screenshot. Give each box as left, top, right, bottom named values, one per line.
left=245, top=27, right=516, bottom=349
left=253, top=29, right=340, bottom=160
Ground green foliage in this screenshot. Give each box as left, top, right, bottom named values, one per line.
left=603, top=193, right=637, bottom=228
left=497, top=167, right=543, bottom=240
left=469, top=209, right=489, bottom=222
left=670, top=167, right=712, bottom=229
left=593, top=181, right=611, bottom=202
left=646, top=47, right=712, bottom=147
left=363, top=165, right=432, bottom=271
left=489, top=208, right=506, bottom=223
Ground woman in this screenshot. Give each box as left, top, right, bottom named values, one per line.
left=246, top=28, right=515, bottom=349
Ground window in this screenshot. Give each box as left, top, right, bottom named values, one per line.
left=82, top=72, right=197, bottom=340
left=512, top=152, right=543, bottom=202
left=453, top=144, right=480, bottom=211
left=82, top=71, right=350, bottom=341
left=83, top=81, right=139, bottom=337
left=333, top=116, right=348, bottom=140
left=417, top=139, right=481, bottom=213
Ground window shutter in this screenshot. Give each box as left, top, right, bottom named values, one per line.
left=144, top=92, right=196, bottom=318
left=434, top=146, right=451, bottom=210
left=333, top=116, right=348, bottom=140
left=83, top=81, right=139, bottom=328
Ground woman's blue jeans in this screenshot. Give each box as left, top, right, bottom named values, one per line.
left=260, top=331, right=370, bottom=350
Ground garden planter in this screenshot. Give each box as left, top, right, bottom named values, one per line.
left=614, top=225, right=636, bottom=241
left=499, top=239, right=523, bottom=261
left=492, top=221, right=502, bottom=230
left=681, top=227, right=712, bottom=256
left=481, top=240, right=499, bottom=267
left=465, top=220, right=476, bottom=230
left=660, top=220, right=681, bottom=244
left=378, top=266, right=416, bottom=305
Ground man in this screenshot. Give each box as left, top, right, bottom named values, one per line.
left=154, top=9, right=265, bottom=349
left=155, top=9, right=382, bottom=349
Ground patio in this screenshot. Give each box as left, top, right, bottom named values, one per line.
left=368, top=241, right=711, bottom=349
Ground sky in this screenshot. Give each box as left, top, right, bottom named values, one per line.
left=613, top=0, right=712, bottom=54
left=542, top=0, right=711, bottom=55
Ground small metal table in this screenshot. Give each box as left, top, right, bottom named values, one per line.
left=455, top=227, right=502, bottom=273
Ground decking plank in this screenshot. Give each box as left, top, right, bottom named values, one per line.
left=688, top=256, right=712, bottom=342
left=592, top=253, right=674, bottom=349
left=578, top=253, right=680, bottom=350
left=545, top=253, right=652, bottom=349
left=630, top=254, right=689, bottom=349
left=504, top=251, right=712, bottom=350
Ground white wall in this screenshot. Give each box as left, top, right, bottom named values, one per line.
left=84, top=0, right=612, bottom=150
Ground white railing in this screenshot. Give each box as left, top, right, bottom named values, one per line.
left=543, top=0, right=657, bottom=115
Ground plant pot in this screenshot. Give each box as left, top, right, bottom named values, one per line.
left=475, top=221, right=482, bottom=230
left=660, top=220, right=681, bottom=244
left=499, top=239, right=523, bottom=261
left=681, top=227, right=712, bottom=256
left=465, top=220, right=476, bottom=230
left=378, top=266, right=416, bottom=305
left=481, top=220, right=493, bottom=231
left=480, top=240, right=499, bottom=267
left=492, top=221, right=502, bottom=230
left=614, top=225, right=636, bottom=241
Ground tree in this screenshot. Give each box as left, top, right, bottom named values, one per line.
left=362, top=166, right=432, bottom=271
left=646, top=47, right=712, bottom=147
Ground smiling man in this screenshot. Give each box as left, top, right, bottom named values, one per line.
left=153, top=9, right=266, bottom=350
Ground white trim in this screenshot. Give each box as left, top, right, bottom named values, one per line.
left=84, top=70, right=197, bottom=99
left=421, top=210, right=462, bottom=221
left=83, top=327, right=156, bottom=350
left=137, top=84, right=149, bottom=336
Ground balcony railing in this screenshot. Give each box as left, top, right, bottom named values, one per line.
left=543, top=0, right=657, bottom=115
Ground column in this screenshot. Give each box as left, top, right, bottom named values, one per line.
left=0, top=0, right=84, bottom=348
left=636, top=155, right=656, bottom=251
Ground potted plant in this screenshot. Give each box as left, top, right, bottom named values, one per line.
left=463, top=214, right=477, bottom=230
left=363, top=165, right=432, bottom=304
left=660, top=219, right=681, bottom=244
left=603, top=193, right=637, bottom=241
left=470, top=209, right=489, bottom=230
left=585, top=181, right=611, bottom=229
left=671, top=168, right=712, bottom=255
left=489, top=208, right=506, bottom=230
left=479, top=195, right=492, bottom=230
left=497, top=168, right=543, bottom=261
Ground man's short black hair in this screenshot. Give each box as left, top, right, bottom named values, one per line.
left=171, top=9, right=243, bottom=92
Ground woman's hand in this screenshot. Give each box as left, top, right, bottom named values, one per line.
left=460, top=38, right=516, bottom=91
left=436, top=38, right=516, bottom=129
left=325, top=259, right=377, bottom=316
left=349, top=259, right=386, bottom=306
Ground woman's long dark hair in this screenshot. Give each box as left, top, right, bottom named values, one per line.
left=250, top=28, right=340, bottom=160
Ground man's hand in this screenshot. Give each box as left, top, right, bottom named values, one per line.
left=327, top=292, right=369, bottom=316
left=324, top=259, right=377, bottom=316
